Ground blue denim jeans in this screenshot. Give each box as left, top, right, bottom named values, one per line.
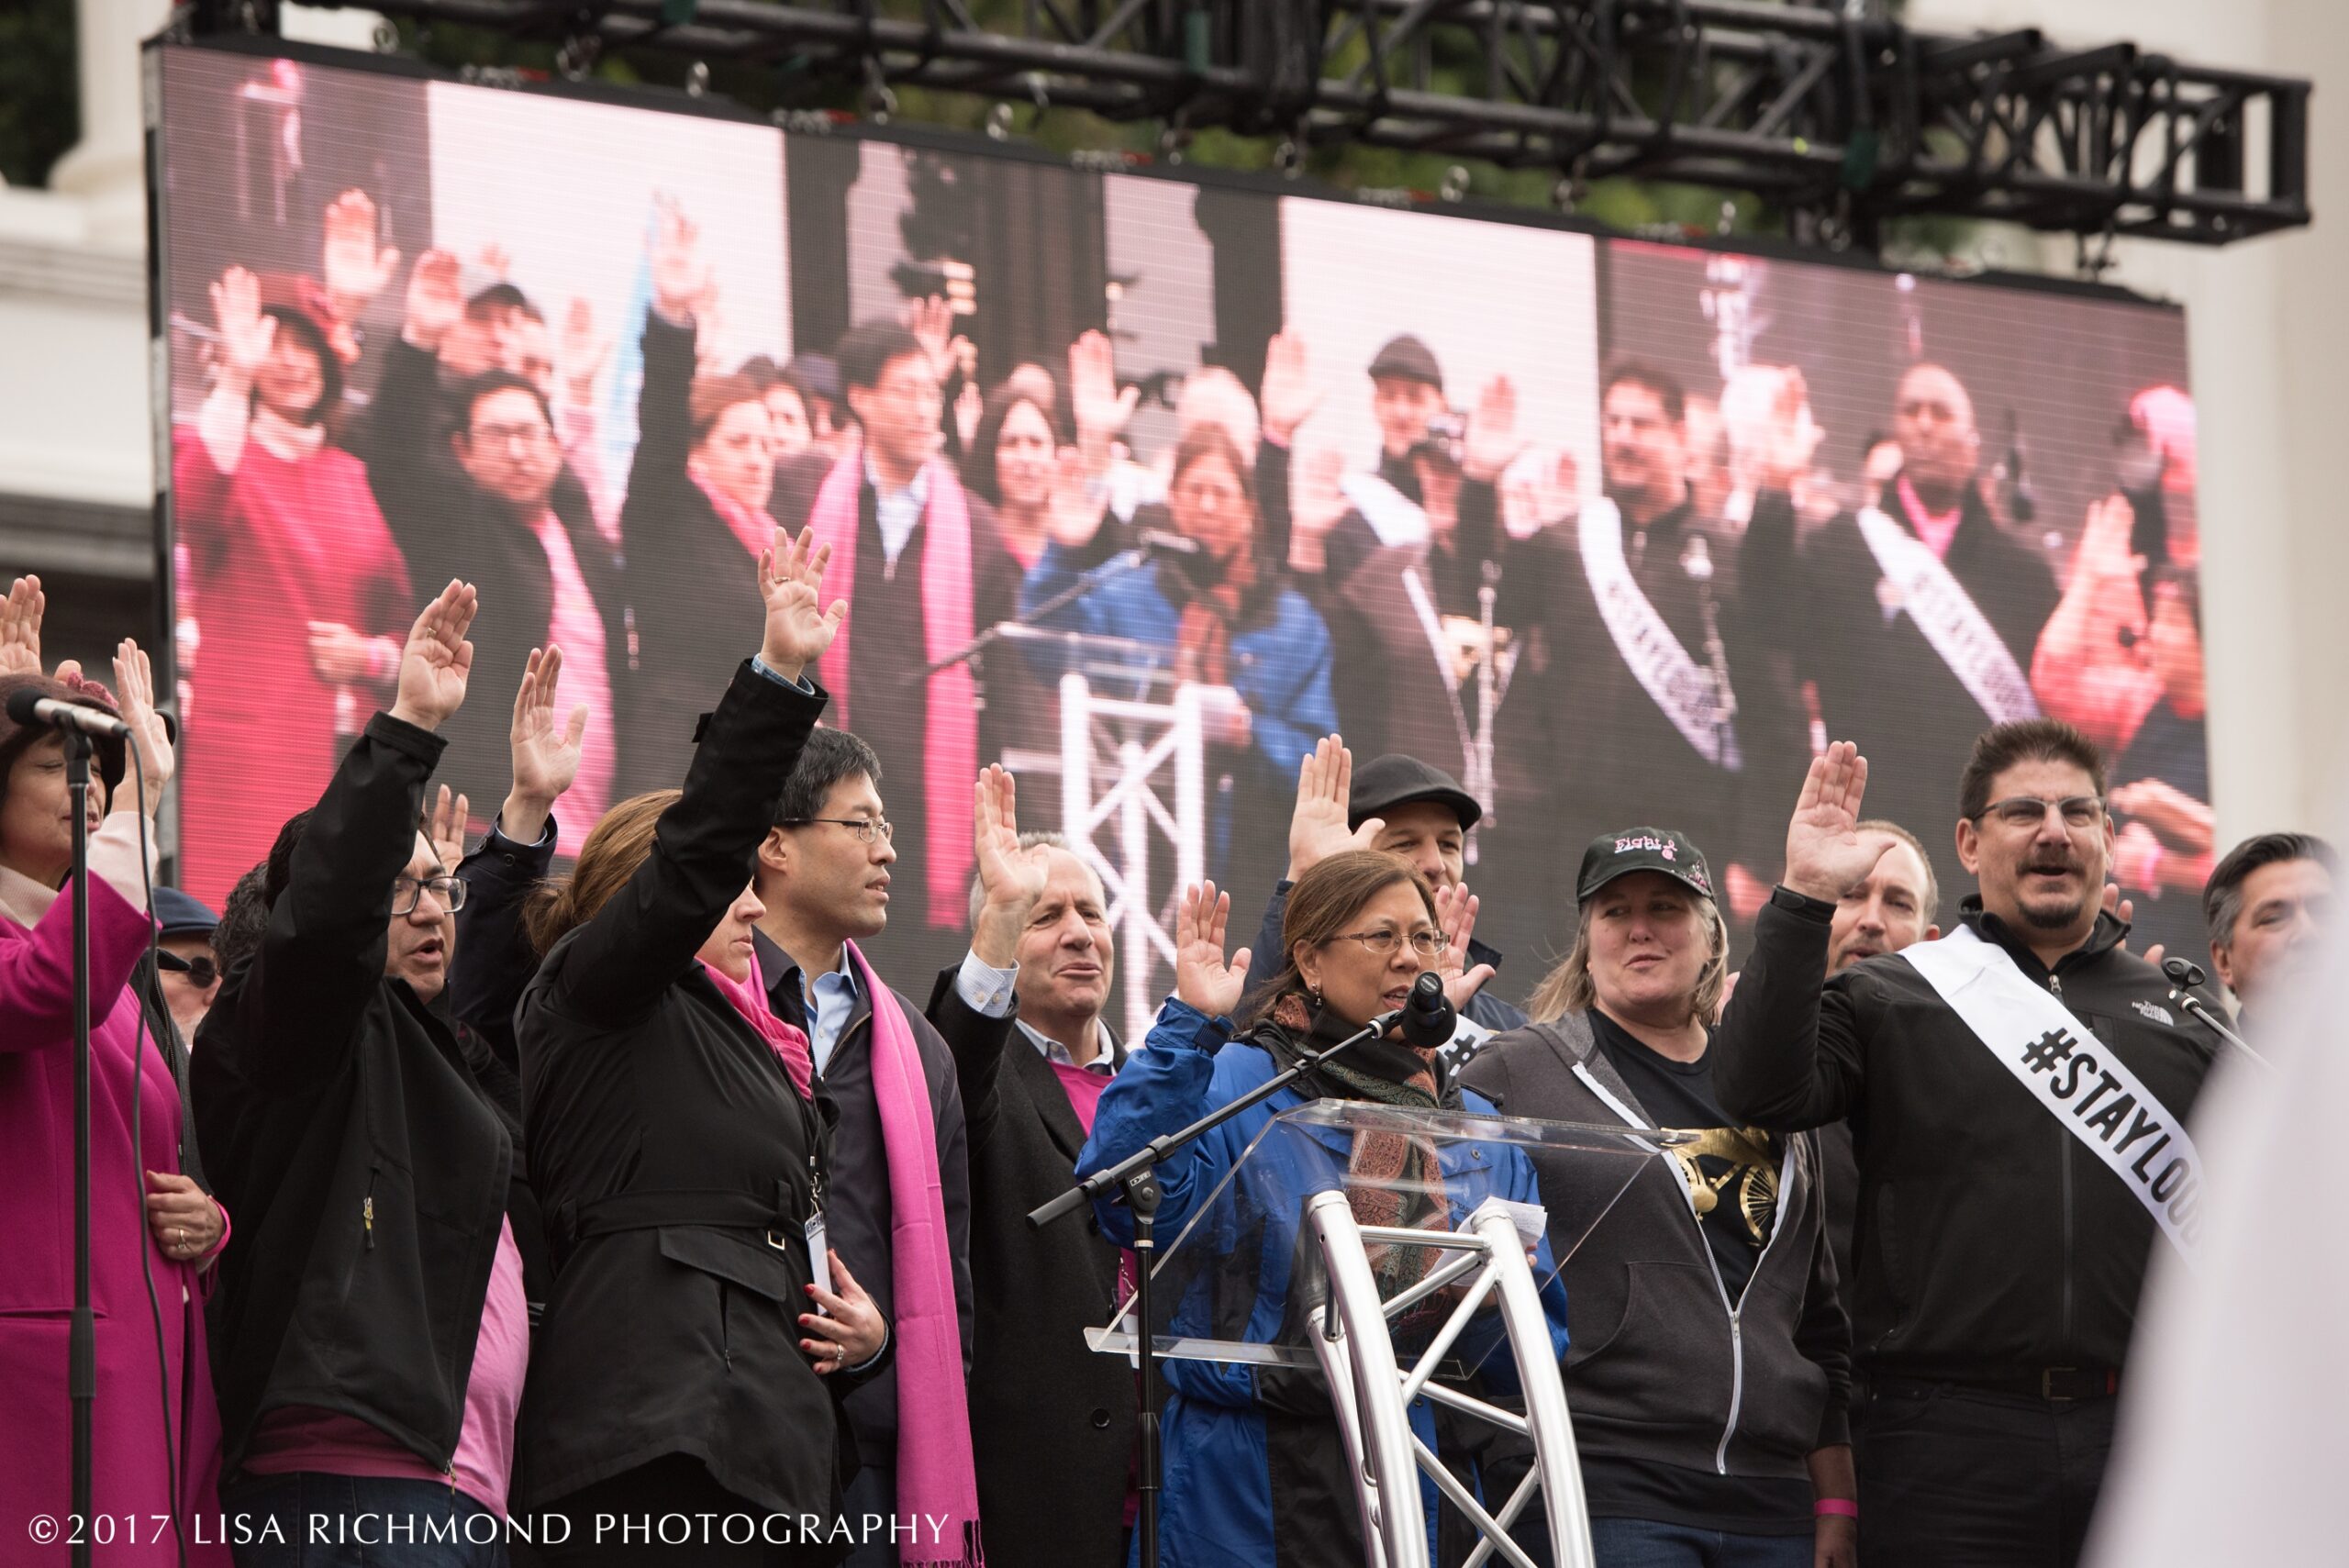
left=225, top=1472, right=509, bottom=1567
left=1587, top=1516, right=1814, bottom=1568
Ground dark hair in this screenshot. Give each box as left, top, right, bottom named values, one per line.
left=1242, top=850, right=1436, bottom=1029
left=773, top=727, right=884, bottom=828
left=452, top=369, right=553, bottom=435
left=834, top=319, right=929, bottom=395
left=262, top=809, right=315, bottom=908
left=963, top=382, right=1069, bottom=506
left=2148, top=564, right=2201, bottom=636
left=1956, top=718, right=2108, bottom=824
left=212, top=864, right=272, bottom=974
left=2203, top=832, right=2340, bottom=949
left=260, top=304, right=344, bottom=423
left=687, top=373, right=769, bottom=447
left=1601, top=357, right=1687, bottom=426
left=526, top=789, right=682, bottom=954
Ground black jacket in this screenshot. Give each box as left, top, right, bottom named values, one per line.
left=757, top=931, right=974, bottom=1462
left=1252, top=880, right=1527, bottom=1034
left=515, top=662, right=876, bottom=1520
left=922, top=965, right=1134, bottom=1568
left=1459, top=1012, right=1849, bottom=1482
left=362, top=334, right=633, bottom=812
left=193, top=713, right=517, bottom=1474
left=1712, top=889, right=2224, bottom=1378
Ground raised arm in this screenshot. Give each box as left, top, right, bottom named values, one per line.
left=625, top=202, right=715, bottom=497
left=551, top=528, right=842, bottom=1023
left=927, top=765, right=1053, bottom=1145
left=1710, top=743, right=1880, bottom=1130
left=231, top=582, right=474, bottom=1091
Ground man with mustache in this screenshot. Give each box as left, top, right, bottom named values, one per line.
left=2200, top=831, right=2337, bottom=1035
left=751, top=727, right=975, bottom=1566
left=1713, top=721, right=2228, bottom=1568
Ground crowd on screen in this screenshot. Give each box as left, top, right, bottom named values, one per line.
left=0, top=183, right=2312, bottom=1568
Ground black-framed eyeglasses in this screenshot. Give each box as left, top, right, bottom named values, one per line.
left=1324, top=928, right=1445, bottom=960
left=391, top=874, right=467, bottom=917
left=155, top=950, right=220, bottom=988
left=779, top=817, right=895, bottom=845
left=1976, top=795, right=2106, bottom=830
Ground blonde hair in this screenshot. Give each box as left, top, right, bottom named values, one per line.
left=1525, top=889, right=1731, bottom=1027
left=524, top=789, right=684, bottom=954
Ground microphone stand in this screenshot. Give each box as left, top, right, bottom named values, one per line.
left=1028, top=1005, right=1408, bottom=1568
left=2166, top=986, right=2274, bottom=1072
left=906, top=546, right=1161, bottom=683
left=66, top=728, right=95, bottom=1568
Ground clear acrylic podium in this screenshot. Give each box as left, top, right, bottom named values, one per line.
left=1088, top=1100, right=1684, bottom=1568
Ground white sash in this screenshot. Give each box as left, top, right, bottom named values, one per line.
left=1578, top=497, right=1738, bottom=768
left=1900, top=925, right=2205, bottom=1270
left=1341, top=472, right=1431, bottom=548
left=1852, top=506, right=2041, bottom=725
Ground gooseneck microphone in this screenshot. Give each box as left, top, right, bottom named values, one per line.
left=2160, top=956, right=2272, bottom=1072
left=5, top=686, right=132, bottom=740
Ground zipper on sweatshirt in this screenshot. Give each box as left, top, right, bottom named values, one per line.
left=362, top=1162, right=379, bottom=1251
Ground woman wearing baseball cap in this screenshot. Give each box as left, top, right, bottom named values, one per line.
left=1459, top=828, right=1857, bottom=1568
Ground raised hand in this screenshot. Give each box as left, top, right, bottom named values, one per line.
left=1287, top=735, right=1381, bottom=879
left=1259, top=329, right=1321, bottom=447
left=1, top=574, right=44, bottom=677
left=110, top=639, right=175, bottom=813
left=1431, top=881, right=1497, bottom=1010
left=559, top=296, right=613, bottom=408
left=388, top=580, right=480, bottom=733
left=757, top=527, right=848, bottom=682
left=403, top=249, right=465, bottom=352
left=1067, top=329, right=1138, bottom=461
left=320, top=188, right=400, bottom=321
left=650, top=199, right=714, bottom=325
left=904, top=294, right=965, bottom=384
left=1782, top=741, right=1889, bottom=904
left=210, top=266, right=276, bottom=386
left=306, top=621, right=382, bottom=684
left=971, top=765, right=1053, bottom=967
left=427, top=783, right=471, bottom=870
left=507, top=644, right=588, bottom=820
left=1174, top=880, right=1252, bottom=1019
left=1463, top=374, right=1523, bottom=482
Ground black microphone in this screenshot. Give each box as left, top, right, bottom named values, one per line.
left=1133, top=527, right=1202, bottom=557
left=5, top=686, right=130, bottom=740
left=1400, top=969, right=1456, bottom=1051
left=2161, top=956, right=2209, bottom=990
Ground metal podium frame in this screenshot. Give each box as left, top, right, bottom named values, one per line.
left=1058, top=670, right=1207, bottom=1042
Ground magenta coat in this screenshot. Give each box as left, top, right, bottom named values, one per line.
left=0, top=873, right=230, bottom=1565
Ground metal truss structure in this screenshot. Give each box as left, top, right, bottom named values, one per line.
left=198, top=0, right=2309, bottom=250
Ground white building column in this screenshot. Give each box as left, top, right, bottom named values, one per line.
left=45, top=0, right=173, bottom=250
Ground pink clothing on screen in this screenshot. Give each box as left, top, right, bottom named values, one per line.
left=529, top=508, right=618, bottom=831
left=1896, top=473, right=1964, bottom=560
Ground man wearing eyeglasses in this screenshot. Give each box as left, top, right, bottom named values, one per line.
left=1711, top=719, right=2230, bottom=1568
left=751, top=725, right=974, bottom=1568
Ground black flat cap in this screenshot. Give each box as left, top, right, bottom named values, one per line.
left=1367, top=334, right=1444, bottom=391
left=1349, top=753, right=1482, bottom=832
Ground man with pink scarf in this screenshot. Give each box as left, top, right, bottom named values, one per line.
left=751, top=724, right=980, bottom=1568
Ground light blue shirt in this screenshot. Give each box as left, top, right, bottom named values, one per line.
left=866, top=459, right=931, bottom=571
left=800, top=952, right=862, bottom=1076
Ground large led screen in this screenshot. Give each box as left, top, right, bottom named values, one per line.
left=152, top=44, right=2206, bottom=1013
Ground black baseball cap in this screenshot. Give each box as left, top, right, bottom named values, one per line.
left=1349, top=754, right=1482, bottom=833
left=1367, top=334, right=1444, bottom=391
left=1575, top=826, right=1715, bottom=904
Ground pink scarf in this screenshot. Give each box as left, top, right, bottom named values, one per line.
left=700, top=953, right=814, bottom=1100
left=848, top=940, right=984, bottom=1568
left=806, top=452, right=977, bottom=929
left=692, top=469, right=779, bottom=562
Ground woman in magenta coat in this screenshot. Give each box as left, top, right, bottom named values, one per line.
left=0, top=598, right=233, bottom=1565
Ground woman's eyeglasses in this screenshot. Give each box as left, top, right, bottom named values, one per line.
left=1325, top=928, right=1445, bottom=960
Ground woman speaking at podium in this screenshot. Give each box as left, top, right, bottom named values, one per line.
left=1077, top=850, right=1569, bottom=1568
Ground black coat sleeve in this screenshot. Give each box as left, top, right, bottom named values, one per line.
left=1710, top=889, right=1865, bottom=1131
left=230, top=712, right=445, bottom=1093
left=923, top=962, right=1019, bottom=1151
left=451, top=815, right=559, bottom=1064
left=1792, top=1133, right=1854, bottom=1450
left=547, top=662, right=826, bottom=1027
